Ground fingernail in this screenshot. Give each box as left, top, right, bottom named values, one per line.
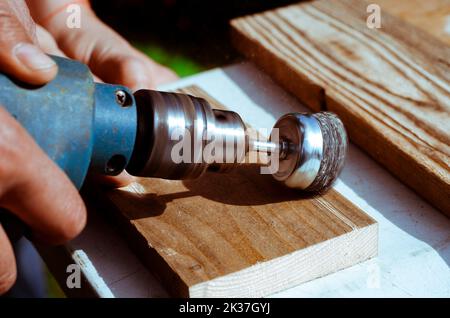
left=13, top=43, right=56, bottom=71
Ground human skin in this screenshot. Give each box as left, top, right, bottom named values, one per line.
left=27, top=0, right=179, bottom=187
left=26, top=0, right=178, bottom=91
left=0, top=0, right=178, bottom=293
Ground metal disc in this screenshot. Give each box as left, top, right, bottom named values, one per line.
left=271, top=113, right=324, bottom=190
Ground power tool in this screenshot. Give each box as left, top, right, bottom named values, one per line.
left=0, top=56, right=348, bottom=194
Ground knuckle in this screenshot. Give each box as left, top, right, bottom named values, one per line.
left=117, top=56, right=148, bottom=76
left=0, top=3, right=30, bottom=44
left=0, top=107, right=30, bottom=183
left=121, top=55, right=146, bottom=69
left=0, top=2, right=17, bottom=22
left=122, top=57, right=154, bottom=85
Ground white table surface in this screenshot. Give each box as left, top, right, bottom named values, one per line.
left=44, top=62, right=450, bottom=298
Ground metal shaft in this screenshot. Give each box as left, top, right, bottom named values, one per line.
left=249, top=139, right=290, bottom=159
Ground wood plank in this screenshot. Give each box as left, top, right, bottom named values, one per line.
left=100, top=85, right=377, bottom=297
left=378, top=0, right=450, bottom=46
left=231, top=0, right=450, bottom=215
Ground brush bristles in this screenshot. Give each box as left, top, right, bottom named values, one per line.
left=305, top=112, right=348, bottom=193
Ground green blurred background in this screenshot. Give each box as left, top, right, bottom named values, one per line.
left=93, top=0, right=298, bottom=77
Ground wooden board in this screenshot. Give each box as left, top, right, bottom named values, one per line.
left=231, top=0, right=450, bottom=215
left=100, top=85, right=377, bottom=297
left=378, top=0, right=450, bottom=46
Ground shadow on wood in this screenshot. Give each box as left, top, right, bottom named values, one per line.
left=111, top=165, right=318, bottom=220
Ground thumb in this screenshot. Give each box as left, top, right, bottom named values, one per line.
left=0, top=1, right=57, bottom=85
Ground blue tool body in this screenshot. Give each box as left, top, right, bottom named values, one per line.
left=0, top=56, right=137, bottom=189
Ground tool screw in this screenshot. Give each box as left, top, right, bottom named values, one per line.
left=115, top=90, right=131, bottom=107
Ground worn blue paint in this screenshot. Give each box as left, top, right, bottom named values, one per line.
left=0, top=56, right=137, bottom=189
left=90, top=82, right=137, bottom=176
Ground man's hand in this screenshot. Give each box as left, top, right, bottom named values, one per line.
left=0, top=0, right=179, bottom=293
left=0, top=109, right=86, bottom=294
left=0, top=0, right=86, bottom=294
left=0, top=0, right=58, bottom=85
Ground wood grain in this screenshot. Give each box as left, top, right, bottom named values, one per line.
left=102, top=86, right=377, bottom=297
left=378, top=0, right=450, bottom=46
left=231, top=0, right=450, bottom=215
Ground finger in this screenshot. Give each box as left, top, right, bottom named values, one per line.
left=0, top=225, right=16, bottom=295
left=92, top=74, right=102, bottom=82
left=90, top=52, right=157, bottom=90
left=147, top=62, right=179, bottom=88
left=7, top=0, right=36, bottom=41
left=133, top=49, right=179, bottom=87
left=0, top=107, right=86, bottom=244
left=87, top=170, right=135, bottom=188
left=36, top=24, right=66, bottom=57
left=91, top=49, right=179, bottom=91
left=0, top=1, right=57, bottom=85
